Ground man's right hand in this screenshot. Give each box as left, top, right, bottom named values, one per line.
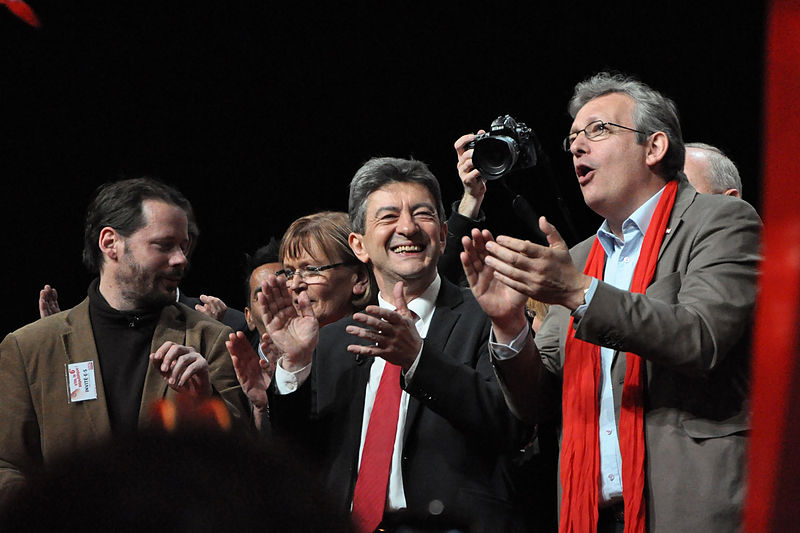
left=257, top=275, right=318, bottom=372
left=454, top=131, right=487, bottom=219
left=38, top=284, right=60, bottom=319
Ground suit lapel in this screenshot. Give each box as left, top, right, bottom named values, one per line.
left=658, top=177, right=695, bottom=261
left=62, top=299, right=112, bottom=439
left=138, top=303, right=184, bottom=426
left=402, top=280, right=463, bottom=444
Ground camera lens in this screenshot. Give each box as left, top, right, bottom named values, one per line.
left=473, top=136, right=518, bottom=179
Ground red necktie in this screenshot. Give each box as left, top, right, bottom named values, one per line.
left=351, top=361, right=403, bottom=533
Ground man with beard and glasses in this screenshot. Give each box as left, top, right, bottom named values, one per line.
left=0, top=177, right=247, bottom=507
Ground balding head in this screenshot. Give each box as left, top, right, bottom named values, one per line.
left=684, top=142, right=742, bottom=198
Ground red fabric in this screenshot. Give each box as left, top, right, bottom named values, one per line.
left=351, top=362, right=403, bottom=533
left=745, top=2, right=800, bottom=531
left=0, top=0, right=41, bottom=28
left=559, top=179, right=678, bottom=533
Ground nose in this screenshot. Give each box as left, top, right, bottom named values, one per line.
left=570, top=131, right=590, bottom=156
left=396, top=208, right=419, bottom=236
left=170, top=248, right=188, bottom=268
left=286, top=271, right=306, bottom=293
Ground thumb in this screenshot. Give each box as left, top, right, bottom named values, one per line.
left=392, top=281, right=412, bottom=318
left=539, top=216, right=568, bottom=251
left=296, top=290, right=316, bottom=319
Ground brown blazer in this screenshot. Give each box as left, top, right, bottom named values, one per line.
left=0, top=298, right=247, bottom=504
left=534, top=177, right=761, bottom=532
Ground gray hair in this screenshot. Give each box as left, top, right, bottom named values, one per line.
left=568, top=72, right=685, bottom=180
left=685, top=142, right=743, bottom=196
left=348, top=157, right=445, bottom=234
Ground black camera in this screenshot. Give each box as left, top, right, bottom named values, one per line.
left=468, top=115, right=538, bottom=179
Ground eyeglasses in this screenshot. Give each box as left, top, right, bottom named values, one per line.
left=275, top=262, right=350, bottom=281
left=562, top=120, right=646, bottom=152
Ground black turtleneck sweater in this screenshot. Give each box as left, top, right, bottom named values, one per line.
left=87, top=279, right=162, bottom=435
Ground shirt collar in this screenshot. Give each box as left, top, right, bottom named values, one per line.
left=377, top=274, right=440, bottom=334
left=597, top=185, right=666, bottom=252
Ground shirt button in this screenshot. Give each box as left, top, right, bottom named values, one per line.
left=623, top=256, right=631, bottom=263
left=606, top=429, right=613, bottom=435
left=287, top=382, right=297, bottom=391
left=608, top=474, right=615, bottom=481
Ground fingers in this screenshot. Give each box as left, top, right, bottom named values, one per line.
left=539, top=216, right=569, bottom=251
left=197, top=294, right=228, bottom=320
left=150, top=341, right=209, bottom=390
left=454, top=132, right=476, bottom=155
left=258, top=274, right=294, bottom=323
left=295, top=290, right=316, bottom=319
left=391, top=281, right=413, bottom=318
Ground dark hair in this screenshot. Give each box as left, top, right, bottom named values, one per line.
left=243, top=237, right=281, bottom=303
left=280, top=211, right=376, bottom=309
left=568, top=71, right=685, bottom=180
left=82, top=177, right=196, bottom=273
left=348, top=157, right=445, bottom=234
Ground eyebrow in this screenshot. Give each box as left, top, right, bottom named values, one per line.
left=374, top=202, right=437, bottom=217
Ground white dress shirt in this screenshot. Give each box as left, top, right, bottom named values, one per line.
left=274, top=275, right=441, bottom=511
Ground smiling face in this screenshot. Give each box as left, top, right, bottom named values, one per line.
left=283, top=246, right=366, bottom=326
left=348, top=181, right=446, bottom=302
left=102, top=199, right=190, bottom=310
left=569, top=92, right=666, bottom=232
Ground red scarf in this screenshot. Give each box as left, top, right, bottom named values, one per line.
left=559, top=180, right=678, bottom=533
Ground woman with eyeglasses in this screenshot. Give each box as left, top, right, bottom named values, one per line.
left=277, top=211, right=375, bottom=326
left=226, top=211, right=376, bottom=430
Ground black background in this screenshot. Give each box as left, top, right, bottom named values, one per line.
left=1, top=1, right=766, bottom=334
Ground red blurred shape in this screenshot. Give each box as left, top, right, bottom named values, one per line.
left=745, top=1, right=800, bottom=531
left=0, top=0, right=41, bottom=28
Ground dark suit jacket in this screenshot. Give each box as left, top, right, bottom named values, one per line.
left=533, top=178, right=760, bottom=533
left=0, top=298, right=248, bottom=506
left=269, top=278, right=528, bottom=532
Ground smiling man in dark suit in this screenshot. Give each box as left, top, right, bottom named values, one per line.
left=260, top=157, right=529, bottom=533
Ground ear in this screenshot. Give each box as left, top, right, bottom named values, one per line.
left=439, top=221, right=448, bottom=251
left=351, top=267, right=369, bottom=297
left=348, top=232, right=370, bottom=265
left=98, top=227, right=122, bottom=263
left=244, top=307, right=257, bottom=332
left=644, top=131, right=669, bottom=169
left=724, top=188, right=741, bottom=198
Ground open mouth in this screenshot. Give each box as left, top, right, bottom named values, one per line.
left=575, top=163, right=595, bottom=184
left=390, top=244, right=424, bottom=254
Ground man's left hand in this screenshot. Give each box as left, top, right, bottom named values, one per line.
left=150, top=341, right=212, bottom=397
left=346, top=281, right=422, bottom=370
left=483, top=217, right=591, bottom=311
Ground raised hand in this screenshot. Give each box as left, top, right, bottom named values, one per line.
left=38, top=284, right=61, bottom=318
left=461, top=228, right=529, bottom=328
left=150, top=341, right=212, bottom=397
left=195, top=294, right=228, bottom=321
left=345, top=281, right=422, bottom=370
left=258, top=274, right=318, bottom=371
left=226, top=331, right=271, bottom=411
left=454, top=130, right=487, bottom=218
left=481, top=217, right=590, bottom=311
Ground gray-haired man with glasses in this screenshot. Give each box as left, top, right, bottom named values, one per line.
left=460, top=71, right=760, bottom=532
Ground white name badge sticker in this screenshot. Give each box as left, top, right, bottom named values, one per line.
left=65, top=361, right=98, bottom=402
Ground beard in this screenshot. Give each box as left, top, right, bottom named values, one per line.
left=115, top=253, right=184, bottom=310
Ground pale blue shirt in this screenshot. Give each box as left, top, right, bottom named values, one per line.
left=575, top=186, right=665, bottom=504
